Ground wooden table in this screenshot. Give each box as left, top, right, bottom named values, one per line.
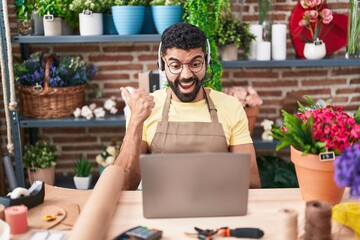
left=15, top=186, right=357, bottom=239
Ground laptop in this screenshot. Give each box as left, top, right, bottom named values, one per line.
left=140, top=152, right=250, bottom=218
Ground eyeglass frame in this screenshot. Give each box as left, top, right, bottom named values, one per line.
left=162, top=56, right=205, bottom=75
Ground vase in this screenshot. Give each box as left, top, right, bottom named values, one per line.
left=290, top=147, right=345, bottom=205
left=73, top=175, right=92, bottom=190
left=112, top=6, right=145, bottom=35
left=221, top=44, right=238, bottom=61
left=303, top=39, right=326, bottom=60
left=151, top=5, right=183, bottom=35
left=103, top=9, right=117, bottom=35
left=245, top=106, right=260, bottom=136
left=43, top=15, right=62, bottom=36
left=31, top=11, right=43, bottom=35
left=345, top=0, right=360, bottom=59
left=79, top=11, right=103, bottom=36
left=17, top=19, right=33, bottom=36
left=141, top=6, right=157, bottom=34
left=27, top=166, right=55, bottom=186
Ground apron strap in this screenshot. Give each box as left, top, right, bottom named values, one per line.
left=161, top=87, right=219, bottom=123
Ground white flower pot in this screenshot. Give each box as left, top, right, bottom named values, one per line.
left=303, top=40, right=326, bottom=60
left=73, top=175, right=92, bottom=189
left=43, top=15, right=62, bottom=36
left=221, top=44, right=238, bottom=61
left=79, top=11, right=103, bottom=36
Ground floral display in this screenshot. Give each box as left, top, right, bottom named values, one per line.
left=223, top=86, right=263, bottom=108
left=14, top=52, right=96, bottom=88
left=334, top=144, right=360, bottom=198
left=271, top=96, right=360, bottom=155
left=298, top=0, right=333, bottom=42
left=96, top=145, right=119, bottom=168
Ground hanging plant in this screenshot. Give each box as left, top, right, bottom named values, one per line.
left=183, top=0, right=230, bottom=91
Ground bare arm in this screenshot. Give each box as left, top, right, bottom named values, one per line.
left=114, top=88, right=154, bottom=190
left=229, top=143, right=261, bottom=189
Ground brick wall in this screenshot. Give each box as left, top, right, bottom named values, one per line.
left=0, top=0, right=359, bottom=178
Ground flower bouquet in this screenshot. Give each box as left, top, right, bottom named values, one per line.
left=14, top=52, right=96, bottom=119
left=223, top=86, right=263, bottom=135
left=96, top=145, right=119, bottom=174
left=271, top=96, right=360, bottom=204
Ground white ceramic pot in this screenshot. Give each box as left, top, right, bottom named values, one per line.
left=221, top=44, right=238, bottom=61
left=43, top=15, right=62, bottom=36
left=303, top=40, right=326, bottom=60
left=74, top=175, right=92, bottom=189
left=79, top=11, right=103, bottom=36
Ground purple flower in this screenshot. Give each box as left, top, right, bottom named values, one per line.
left=334, top=143, right=360, bottom=198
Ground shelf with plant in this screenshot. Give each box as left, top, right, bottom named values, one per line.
left=214, top=15, right=255, bottom=59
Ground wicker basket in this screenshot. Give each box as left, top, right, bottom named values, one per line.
left=17, top=56, right=85, bottom=119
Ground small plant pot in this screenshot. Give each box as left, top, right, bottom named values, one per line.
left=73, top=175, right=92, bottom=190
left=17, top=19, right=33, bottom=35
left=221, top=44, right=238, bottom=61
left=303, top=40, right=326, bottom=60
left=27, top=166, right=55, bottom=186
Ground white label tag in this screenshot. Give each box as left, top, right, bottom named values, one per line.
left=319, top=151, right=335, bottom=161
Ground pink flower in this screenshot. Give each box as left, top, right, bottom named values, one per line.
left=298, top=0, right=334, bottom=42
left=223, top=86, right=263, bottom=108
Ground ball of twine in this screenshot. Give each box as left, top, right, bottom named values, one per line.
left=304, top=200, right=332, bottom=240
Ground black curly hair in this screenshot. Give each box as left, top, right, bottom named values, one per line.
left=160, top=22, right=207, bottom=55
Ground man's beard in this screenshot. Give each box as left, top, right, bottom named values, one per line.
left=167, top=76, right=203, bottom=102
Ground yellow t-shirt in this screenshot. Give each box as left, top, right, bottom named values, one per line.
left=142, top=87, right=252, bottom=147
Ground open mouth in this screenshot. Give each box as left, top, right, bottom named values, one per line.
left=179, top=80, right=195, bottom=90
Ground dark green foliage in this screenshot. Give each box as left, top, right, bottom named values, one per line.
left=74, top=157, right=93, bottom=177
left=214, top=16, right=255, bottom=57
left=23, top=141, right=57, bottom=169
left=257, top=156, right=298, bottom=188
left=355, top=106, right=360, bottom=124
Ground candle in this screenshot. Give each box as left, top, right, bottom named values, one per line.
left=271, top=23, right=287, bottom=60
left=5, top=205, right=28, bottom=234
left=249, top=24, right=263, bottom=60
left=256, top=41, right=271, bottom=61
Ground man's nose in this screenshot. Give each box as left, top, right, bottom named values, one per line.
left=180, top=64, right=193, bottom=78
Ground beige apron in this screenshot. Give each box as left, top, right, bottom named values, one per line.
left=150, top=88, right=228, bottom=153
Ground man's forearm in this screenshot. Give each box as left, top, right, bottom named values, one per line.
left=114, top=121, right=144, bottom=190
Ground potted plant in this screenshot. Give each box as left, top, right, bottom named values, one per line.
left=23, top=141, right=57, bottom=185
left=34, top=0, right=66, bottom=36
left=15, top=0, right=34, bottom=35
left=111, top=0, right=147, bottom=35
left=150, top=0, right=185, bottom=34
left=13, top=52, right=96, bottom=119
left=69, top=0, right=112, bottom=35
left=271, top=96, right=360, bottom=204
left=73, top=157, right=93, bottom=189
left=222, top=86, right=263, bottom=135
left=214, top=15, right=255, bottom=61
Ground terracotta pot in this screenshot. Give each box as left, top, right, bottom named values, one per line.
left=290, top=147, right=345, bottom=205
left=27, top=166, right=55, bottom=185
left=245, top=106, right=260, bottom=136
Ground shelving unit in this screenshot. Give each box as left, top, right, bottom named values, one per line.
left=5, top=34, right=360, bottom=187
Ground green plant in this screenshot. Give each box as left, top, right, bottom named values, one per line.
left=69, top=0, right=113, bottom=13
left=74, top=157, right=93, bottom=177
left=184, top=0, right=230, bottom=91
left=15, top=0, right=34, bottom=20
left=34, top=0, right=66, bottom=17
left=23, top=141, right=57, bottom=169
left=257, top=156, right=298, bottom=188
left=347, top=0, right=360, bottom=56
left=113, top=0, right=147, bottom=5
left=214, top=15, right=255, bottom=57
left=258, top=0, right=271, bottom=25
left=149, top=0, right=185, bottom=5
left=271, top=96, right=360, bottom=155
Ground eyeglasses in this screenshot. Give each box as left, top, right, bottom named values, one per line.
left=164, top=58, right=204, bottom=75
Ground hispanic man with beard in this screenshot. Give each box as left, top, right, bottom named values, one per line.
left=115, top=22, right=261, bottom=190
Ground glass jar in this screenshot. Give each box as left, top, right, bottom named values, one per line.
left=17, top=19, right=33, bottom=36
left=346, top=0, right=360, bottom=59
